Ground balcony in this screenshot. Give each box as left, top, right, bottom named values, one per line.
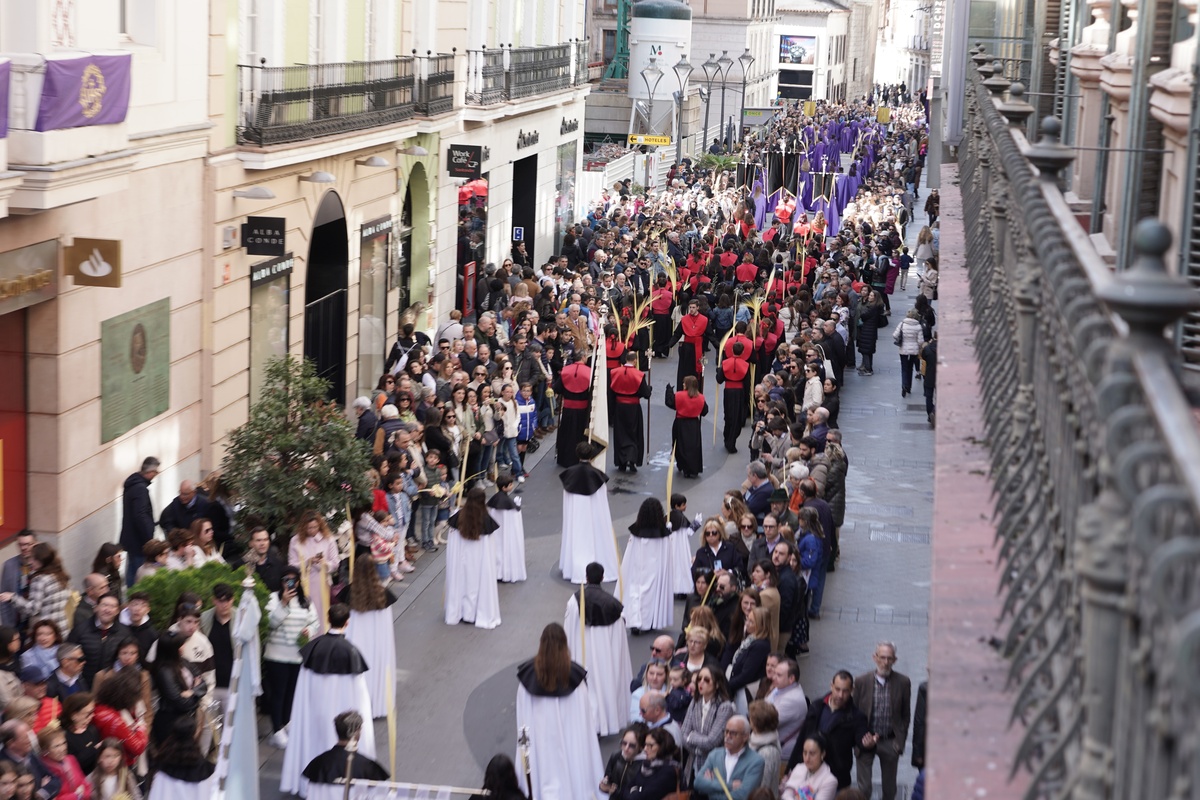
left=414, top=53, right=455, bottom=116
left=464, top=40, right=590, bottom=107
left=931, top=52, right=1200, bottom=799
left=238, top=58, right=417, bottom=146
left=2, top=52, right=137, bottom=212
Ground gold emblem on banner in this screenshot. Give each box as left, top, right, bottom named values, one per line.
left=79, top=64, right=107, bottom=119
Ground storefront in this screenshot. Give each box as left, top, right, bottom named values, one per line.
left=436, top=98, right=586, bottom=320
left=249, top=253, right=293, bottom=404
left=0, top=241, right=58, bottom=540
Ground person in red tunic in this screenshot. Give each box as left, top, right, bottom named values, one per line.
left=551, top=352, right=592, bottom=468
left=650, top=275, right=675, bottom=358
left=609, top=350, right=652, bottom=472
left=668, top=300, right=710, bottom=390
left=716, top=342, right=751, bottom=454
left=664, top=376, right=708, bottom=479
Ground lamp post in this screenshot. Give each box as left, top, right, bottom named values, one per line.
left=672, top=55, right=693, bottom=166
left=700, top=53, right=720, bottom=153
left=737, top=48, right=755, bottom=150
left=640, top=57, right=664, bottom=193
left=716, top=50, right=733, bottom=151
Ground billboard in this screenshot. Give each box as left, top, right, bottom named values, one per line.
left=779, top=35, right=817, bottom=65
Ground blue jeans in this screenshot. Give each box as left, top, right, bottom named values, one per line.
left=125, top=548, right=145, bottom=587
left=808, top=563, right=828, bottom=615
left=415, top=504, right=438, bottom=546
left=498, top=437, right=522, bottom=474
left=479, top=442, right=495, bottom=477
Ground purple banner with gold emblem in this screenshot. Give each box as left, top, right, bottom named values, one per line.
left=0, top=60, right=10, bottom=138
left=35, top=53, right=132, bottom=132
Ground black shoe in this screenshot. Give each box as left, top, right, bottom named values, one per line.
left=629, top=465, right=638, bottom=473
left=808, top=611, right=821, bottom=620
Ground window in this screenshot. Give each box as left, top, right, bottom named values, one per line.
left=118, top=0, right=158, bottom=46
left=240, top=0, right=260, bottom=66
left=603, top=29, right=617, bottom=63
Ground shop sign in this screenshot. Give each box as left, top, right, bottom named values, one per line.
left=65, top=238, right=122, bottom=287
left=447, top=144, right=483, bottom=180
left=517, top=129, right=540, bottom=149
left=243, top=216, right=287, bottom=256
left=0, top=241, right=58, bottom=316
left=561, top=117, right=579, bottom=135
left=628, top=134, right=671, bottom=147
left=250, top=253, right=295, bottom=289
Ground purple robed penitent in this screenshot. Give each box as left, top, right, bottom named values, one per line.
left=0, top=60, right=10, bottom=138
left=35, top=53, right=132, bottom=132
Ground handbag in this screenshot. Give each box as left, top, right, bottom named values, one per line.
left=481, top=429, right=500, bottom=446
left=664, top=764, right=691, bottom=800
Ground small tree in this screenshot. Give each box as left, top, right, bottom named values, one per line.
left=222, top=356, right=372, bottom=543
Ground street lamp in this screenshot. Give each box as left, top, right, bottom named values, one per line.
left=737, top=48, right=755, bottom=150
left=700, top=53, right=721, bottom=153
left=640, top=57, right=664, bottom=193
left=716, top=50, right=734, bottom=151
left=672, top=55, right=693, bottom=166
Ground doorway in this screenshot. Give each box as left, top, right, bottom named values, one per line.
left=512, top=154, right=538, bottom=263
left=304, top=191, right=349, bottom=403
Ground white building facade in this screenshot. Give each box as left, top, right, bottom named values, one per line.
left=774, top=0, right=849, bottom=101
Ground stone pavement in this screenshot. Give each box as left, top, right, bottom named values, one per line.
left=257, top=180, right=936, bottom=799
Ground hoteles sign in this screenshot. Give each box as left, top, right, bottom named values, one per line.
left=447, top=144, right=482, bottom=180
left=243, top=216, right=286, bottom=256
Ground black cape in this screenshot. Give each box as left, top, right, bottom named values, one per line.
left=560, top=463, right=609, bottom=496
left=516, top=659, right=588, bottom=697
left=668, top=510, right=690, bottom=531
left=447, top=510, right=500, bottom=536
left=628, top=523, right=671, bottom=540
left=303, top=745, right=390, bottom=783
left=299, top=632, right=369, bottom=675
left=487, top=492, right=519, bottom=511
left=581, top=585, right=625, bottom=625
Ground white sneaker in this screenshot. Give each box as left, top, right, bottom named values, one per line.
left=517, top=475, right=526, bottom=483
left=269, top=729, right=289, bottom=748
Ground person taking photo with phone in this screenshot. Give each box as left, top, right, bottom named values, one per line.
left=263, top=566, right=318, bottom=749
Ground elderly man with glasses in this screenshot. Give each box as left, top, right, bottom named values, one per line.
left=693, top=714, right=766, bottom=800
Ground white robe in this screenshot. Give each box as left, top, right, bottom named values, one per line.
left=565, top=595, right=634, bottom=736
left=347, top=608, right=396, bottom=718
left=147, top=773, right=217, bottom=800
left=490, top=506, right=528, bottom=582
left=669, top=525, right=696, bottom=594
left=515, top=683, right=605, bottom=800
left=559, top=485, right=619, bottom=584
left=620, top=535, right=675, bottom=631
left=443, top=528, right=501, bottom=629
left=279, top=671, right=376, bottom=798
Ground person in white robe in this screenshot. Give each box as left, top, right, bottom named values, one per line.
left=565, top=563, right=633, bottom=737
left=668, top=498, right=703, bottom=595
left=302, top=711, right=389, bottom=800
left=279, top=604, right=376, bottom=798
left=488, top=474, right=527, bottom=582
left=515, top=623, right=604, bottom=800
left=444, top=487, right=501, bottom=629
left=620, top=498, right=675, bottom=632
left=559, top=442, right=619, bottom=584
left=147, top=715, right=217, bottom=800
left=339, top=557, right=399, bottom=719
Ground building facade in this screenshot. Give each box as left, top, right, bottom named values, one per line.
left=774, top=0, right=849, bottom=101
left=0, top=0, right=210, bottom=579
left=874, top=0, right=931, bottom=90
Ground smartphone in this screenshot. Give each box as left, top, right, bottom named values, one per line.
left=714, top=560, right=723, bottom=571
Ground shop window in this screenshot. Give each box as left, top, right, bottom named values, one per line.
left=358, top=217, right=393, bottom=398
left=249, top=254, right=293, bottom=405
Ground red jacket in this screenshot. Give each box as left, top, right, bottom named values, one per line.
left=94, top=704, right=149, bottom=766
left=41, top=755, right=91, bottom=800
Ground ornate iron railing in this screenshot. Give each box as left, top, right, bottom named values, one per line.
left=464, top=41, right=590, bottom=106
left=961, top=48, right=1200, bottom=800
left=415, top=52, right=455, bottom=116
left=238, top=58, right=415, bottom=146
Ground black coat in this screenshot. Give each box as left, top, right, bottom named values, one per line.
left=355, top=409, right=378, bottom=441
left=158, top=494, right=211, bottom=536
left=616, top=759, right=680, bottom=800
left=786, top=694, right=868, bottom=789
left=726, top=637, right=770, bottom=694
left=68, top=620, right=132, bottom=684
left=119, top=473, right=155, bottom=552
left=692, top=542, right=744, bottom=579
left=857, top=305, right=888, bottom=355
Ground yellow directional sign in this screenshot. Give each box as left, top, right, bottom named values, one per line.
left=628, top=134, right=672, bottom=146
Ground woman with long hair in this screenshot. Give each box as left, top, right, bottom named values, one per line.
left=856, top=289, right=888, bottom=376
left=679, top=665, right=735, bottom=780
left=0, top=543, right=70, bottom=634
left=514, top=624, right=603, bottom=799
left=599, top=726, right=645, bottom=797
left=619, top=727, right=681, bottom=800
left=90, top=738, right=142, bottom=800
left=749, top=560, right=783, bottom=652
left=665, top=375, right=709, bottom=479
left=726, top=608, right=772, bottom=712
left=92, top=637, right=154, bottom=736
left=148, top=632, right=203, bottom=749
left=287, top=510, right=339, bottom=633
left=59, top=692, right=101, bottom=776
left=187, top=519, right=225, bottom=566
left=620, top=498, right=675, bottom=633
left=443, top=487, right=501, bottom=629
left=262, top=566, right=317, bottom=749
left=146, top=716, right=216, bottom=796
left=796, top=506, right=828, bottom=620
left=342, top=557, right=398, bottom=719
left=471, top=754, right=527, bottom=800
left=748, top=701, right=782, bottom=799
left=691, top=518, right=745, bottom=583
left=723, top=589, right=762, bottom=663
left=90, top=544, right=124, bottom=601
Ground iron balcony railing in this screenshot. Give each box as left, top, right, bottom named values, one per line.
left=958, top=48, right=1200, bottom=800
left=238, top=58, right=416, bottom=146
left=464, top=40, right=589, bottom=106
left=415, top=52, right=455, bottom=116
